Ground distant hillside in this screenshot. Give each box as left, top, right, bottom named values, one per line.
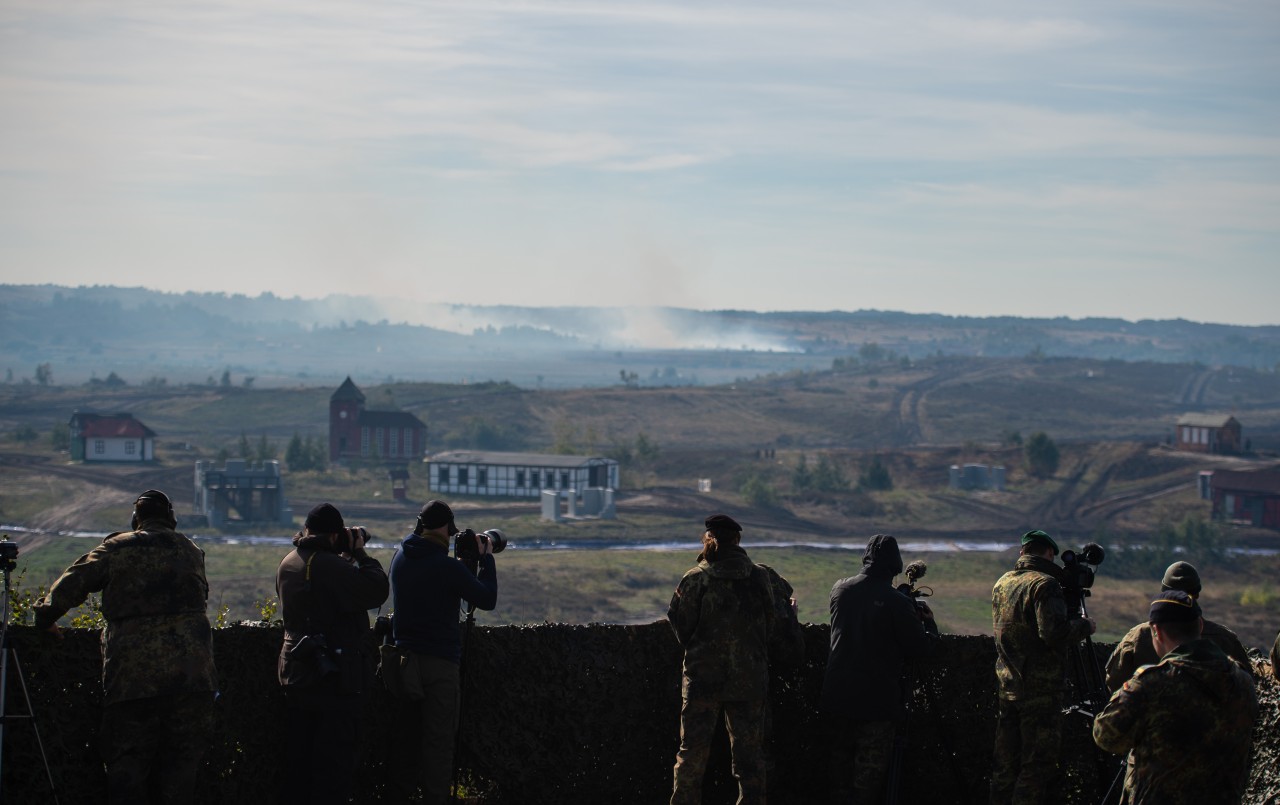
left=1, top=284, right=1278, bottom=389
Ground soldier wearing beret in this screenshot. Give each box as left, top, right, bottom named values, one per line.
left=989, top=529, right=1095, bottom=805
left=667, top=513, right=785, bottom=805
left=33, top=489, right=218, bottom=804
left=1103, top=561, right=1252, bottom=692
left=1093, top=591, right=1258, bottom=804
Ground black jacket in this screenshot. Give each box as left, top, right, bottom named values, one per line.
left=820, top=535, right=938, bottom=722
left=276, top=534, right=389, bottom=691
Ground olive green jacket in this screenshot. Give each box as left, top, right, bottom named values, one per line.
left=991, top=553, right=1092, bottom=702
left=1104, top=617, right=1253, bottom=693
left=668, top=545, right=774, bottom=701
left=1093, top=639, right=1257, bottom=805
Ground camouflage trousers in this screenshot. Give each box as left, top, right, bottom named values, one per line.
left=989, top=697, right=1064, bottom=805
left=671, top=697, right=766, bottom=805
left=100, top=691, right=214, bottom=805
left=826, top=718, right=896, bottom=804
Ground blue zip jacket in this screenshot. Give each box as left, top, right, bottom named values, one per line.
left=390, top=534, right=497, bottom=663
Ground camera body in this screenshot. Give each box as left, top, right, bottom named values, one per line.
left=336, top=526, right=369, bottom=554
left=453, top=528, right=507, bottom=563
left=1060, top=542, right=1105, bottom=612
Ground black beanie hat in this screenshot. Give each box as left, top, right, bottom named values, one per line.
left=305, top=503, right=345, bottom=535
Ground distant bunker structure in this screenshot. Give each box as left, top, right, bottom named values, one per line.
left=194, top=459, right=293, bottom=528
left=427, top=450, right=618, bottom=520
left=949, top=463, right=1006, bottom=491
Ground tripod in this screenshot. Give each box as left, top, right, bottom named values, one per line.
left=0, top=541, right=59, bottom=804
left=1062, top=588, right=1123, bottom=805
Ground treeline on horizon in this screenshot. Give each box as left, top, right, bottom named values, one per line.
left=1, top=284, right=1278, bottom=390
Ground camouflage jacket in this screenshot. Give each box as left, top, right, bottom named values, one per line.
left=1093, top=639, right=1258, bottom=805
left=33, top=518, right=217, bottom=705
left=667, top=544, right=775, bottom=701
left=1272, top=628, right=1279, bottom=681
left=1104, top=617, right=1253, bottom=692
left=991, top=554, right=1092, bottom=702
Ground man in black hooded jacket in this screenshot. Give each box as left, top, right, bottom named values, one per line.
left=820, top=534, right=939, bottom=803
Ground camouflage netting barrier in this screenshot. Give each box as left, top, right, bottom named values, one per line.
left=2, top=624, right=1277, bottom=804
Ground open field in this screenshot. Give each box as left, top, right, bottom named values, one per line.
left=3, top=357, right=1279, bottom=651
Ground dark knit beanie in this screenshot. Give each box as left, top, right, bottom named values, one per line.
left=1160, top=561, right=1202, bottom=597
left=304, top=503, right=344, bottom=534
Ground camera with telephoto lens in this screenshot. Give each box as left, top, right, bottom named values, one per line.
left=453, top=528, right=508, bottom=562
left=337, top=526, right=369, bottom=553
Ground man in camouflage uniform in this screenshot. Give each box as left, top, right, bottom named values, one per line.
left=989, top=529, right=1095, bottom=805
left=820, top=534, right=939, bottom=804
left=34, top=489, right=217, bottom=804
left=1272, top=628, right=1279, bottom=680
left=1104, top=561, right=1252, bottom=692
left=1093, top=591, right=1258, bottom=804
left=668, top=513, right=779, bottom=805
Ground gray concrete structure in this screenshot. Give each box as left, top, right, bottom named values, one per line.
left=194, top=459, right=293, bottom=528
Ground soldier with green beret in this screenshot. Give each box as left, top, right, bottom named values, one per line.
left=667, top=513, right=782, bottom=805
left=1104, top=561, right=1252, bottom=693
left=1093, top=590, right=1258, bottom=804
left=33, top=489, right=218, bottom=804
left=989, top=529, right=1095, bottom=805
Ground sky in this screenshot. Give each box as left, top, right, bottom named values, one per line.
left=1, top=1, right=1278, bottom=325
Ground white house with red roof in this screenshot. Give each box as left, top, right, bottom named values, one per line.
left=68, top=412, right=157, bottom=462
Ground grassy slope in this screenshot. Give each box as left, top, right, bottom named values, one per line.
left=3, top=355, right=1279, bottom=647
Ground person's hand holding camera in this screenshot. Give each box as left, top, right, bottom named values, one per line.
left=343, top=526, right=369, bottom=558
left=479, top=534, right=494, bottom=556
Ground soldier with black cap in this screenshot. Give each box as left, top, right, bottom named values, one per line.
left=34, top=489, right=218, bottom=804
left=820, top=534, right=939, bottom=803
left=276, top=502, right=388, bottom=805
left=385, top=499, right=498, bottom=805
left=989, top=528, right=1096, bottom=805
left=1093, top=590, right=1258, bottom=804
left=1104, top=560, right=1253, bottom=692
left=667, top=513, right=785, bottom=805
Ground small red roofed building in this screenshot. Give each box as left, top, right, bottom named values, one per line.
left=1175, top=413, right=1241, bottom=454
left=328, top=377, right=427, bottom=463
left=1206, top=467, right=1280, bottom=529
left=68, top=412, right=156, bottom=462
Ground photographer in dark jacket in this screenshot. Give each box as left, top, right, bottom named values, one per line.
left=820, top=534, right=939, bottom=804
left=276, top=502, right=389, bottom=805
left=386, top=500, right=498, bottom=805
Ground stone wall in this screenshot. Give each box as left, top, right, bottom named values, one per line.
left=2, top=624, right=1276, bottom=804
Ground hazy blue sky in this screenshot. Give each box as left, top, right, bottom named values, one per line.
left=2, top=1, right=1277, bottom=325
